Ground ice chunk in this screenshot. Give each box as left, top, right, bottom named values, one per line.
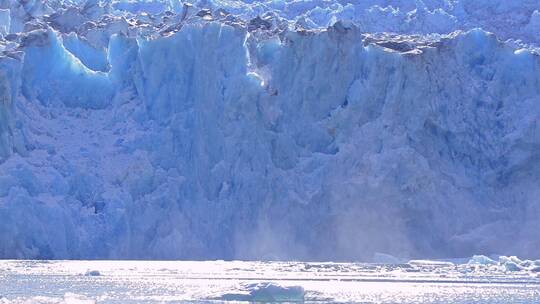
left=248, top=282, right=305, bottom=302
left=84, top=270, right=100, bottom=276
left=468, top=255, right=497, bottom=265
left=499, top=256, right=524, bottom=272
left=503, top=261, right=522, bottom=272
left=373, top=252, right=404, bottom=264
left=530, top=266, right=540, bottom=273
left=499, top=256, right=523, bottom=265
left=221, top=282, right=305, bottom=302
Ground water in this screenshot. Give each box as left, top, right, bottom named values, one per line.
left=1, top=260, right=539, bottom=303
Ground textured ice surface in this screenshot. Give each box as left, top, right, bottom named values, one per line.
left=1, top=260, right=540, bottom=303
left=0, top=0, right=539, bottom=261
left=468, top=255, right=497, bottom=265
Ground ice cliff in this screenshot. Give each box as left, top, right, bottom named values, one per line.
left=0, top=0, right=538, bottom=260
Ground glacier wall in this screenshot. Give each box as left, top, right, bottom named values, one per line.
left=0, top=0, right=539, bottom=260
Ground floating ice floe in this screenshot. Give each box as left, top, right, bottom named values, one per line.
left=468, top=255, right=497, bottom=265
left=83, top=269, right=101, bottom=276
left=247, top=282, right=305, bottom=302
left=220, top=282, right=305, bottom=302
left=466, top=255, right=540, bottom=273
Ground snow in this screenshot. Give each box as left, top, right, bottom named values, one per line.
left=0, top=0, right=539, bottom=261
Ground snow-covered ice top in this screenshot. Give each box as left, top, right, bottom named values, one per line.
left=0, top=0, right=538, bottom=261
left=2, top=0, right=540, bottom=46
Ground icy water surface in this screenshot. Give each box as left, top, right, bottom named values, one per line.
left=1, top=260, right=540, bottom=303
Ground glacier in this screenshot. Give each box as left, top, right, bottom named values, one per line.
left=0, top=0, right=538, bottom=261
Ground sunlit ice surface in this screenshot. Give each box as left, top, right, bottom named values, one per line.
left=1, top=260, right=540, bottom=303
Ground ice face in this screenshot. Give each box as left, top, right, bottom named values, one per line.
left=21, top=29, right=113, bottom=109
left=0, top=55, right=23, bottom=162
left=62, top=32, right=109, bottom=72
left=0, top=0, right=538, bottom=261
left=0, top=9, right=10, bottom=37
